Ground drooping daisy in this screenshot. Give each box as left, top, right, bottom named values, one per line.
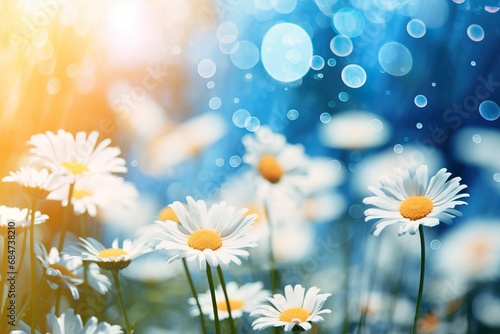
left=190, top=281, right=270, bottom=320
left=10, top=308, right=123, bottom=334
left=2, top=167, right=67, bottom=201
left=63, top=237, right=153, bottom=270
left=48, top=174, right=138, bottom=217
left=242, top=126, right=310, bottom=194
left=251, top=284, right=332, bottom=332
left=27, top=129, right=127, bottom=181
left=363, top=165, right=469, bottom=236
left=155, top=196, right=258, bottom=270
left=0, top=205, right=48, bottom=231
left=36, top=243, right=83, bottom=299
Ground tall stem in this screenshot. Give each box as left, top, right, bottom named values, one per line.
left=182, top=258, right=207, bottom=334
left=263, top=200, right=279, bottom=292
left=29, top=199, right=37, bottom=334
left=206, top=264, right=220, bottom=334
left=58, top=182, right=75, bottom=251
left=112, top=270, right=132, bottom=334
left=216, top=265, right=236, bottom=334
left=412, top=225, right=426, bottom=334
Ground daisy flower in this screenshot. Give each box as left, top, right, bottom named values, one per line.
left=36, top=244, right=83, bottom=299
left=0, top=205, right=48, bottom=231
left=155, top=196, right=258, bottom=270
left=63, top=237, right=153, bottom=270
left=10, top=308, right=123, bottom=334
left=48, top=174, right=138, bottom=217
left=75, top=262, right=112, bottom=294
left=190, top=281, right=270, bottom=320
left=2, top=167, right=67, bottom=201
left=27, top=129, right=127, bottom=182
left=363, top=165, right=469, bottom=236
left=251, top=284, right=332, bottom=332
left=242, top=126, right=309, bottom=194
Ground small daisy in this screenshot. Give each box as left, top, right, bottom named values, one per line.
left=63, top=237, right=153, bottom=270
left=75, top=262, right=112, bottom=295
left=36, top=244, right=83, bottom=299
left=242, top=126, right=309, bottom=193
left=48, top=174, right=138, bottom=217
left=10, top=308, right=123, bottom=334
left=0, top=205, right=48, bottom=231
left=3, top=167, right=67, bottom=201
left=27, top=129, right=127, bottom=182
left=251, top=284, right=332, bottom=332
left=363, top=165, right=469, bottom=236
left=190, top=281, right=270, bottom=320
left=155, top=196, right=258, bottom=270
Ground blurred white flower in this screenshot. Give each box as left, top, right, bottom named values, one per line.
left=143, top=112, right=227, bottom=175
left=3, top=167, right=67, bottom=201
left=453, top=127, right=500, bottom=170
left=0, top=205, right=48, bottom=230
left=190, top=281, right=270, bottom=320
left=472, top=292, right=500, bottom=328
left=49, top=174, right=138, bottom=217
left=364, top=165, right=468, bottom=236
left=319, top=111, right=391, bottom=150
left=434, top=219, right=500, bottom=283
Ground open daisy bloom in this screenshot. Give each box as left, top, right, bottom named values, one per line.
left=155, top=196, right=258, bottom=270
left=10, top=308, right=123, bottom=334
left=27, top=129, right=127, bottom=182
left=363, top=165, right=469, bottom=236
left=36, top=244, right=84, bottom=300
left=242, top=126, right=309, bottom=191
left=190, top=281, right=270, bottom=320
left=0, top=205, right=48, bottom=232
left=251, top=284, right=332, bottom=332
left=2, top=167, right=67, bottom=201
left=63, top=237, right=153, bottom=270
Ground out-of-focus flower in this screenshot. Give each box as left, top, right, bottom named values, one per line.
left=434, top=220, right=500, bottom=283
left=121, top=251, right=183, bottom=283
left=319, top=111, right=391, bottom=150
left=0, top=205, right=48, bottom=231
left=242, top=126, right=310, bottom=196
left=3, top=167, right=66, bottom=201
left=75, top=262, right=112, bottom=295
left=363, top=165, right=469, bottom=236
left=190, top=281, right=270, bottom=320
left=155, top=196, right=258, bottom=270
left=48, top=174, right=138, bottom=217
left=251, top=284, right=331, bottom=332
left=453, top=127, right=500, bottom=170
left=27, top=130, right=126, bottom=182
left=143, top=112, right=227, bottom=175
left=10, top=308, right=123, bottom=334
left=36, top=244, right=83, bottom=300
left=472, top=292, right=500, bottom=328
left=64, top=237, right=153, bottom=270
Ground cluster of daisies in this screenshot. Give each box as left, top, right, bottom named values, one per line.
left=0, top=127, right=470, bottom=334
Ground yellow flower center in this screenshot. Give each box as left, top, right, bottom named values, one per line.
left=216, top=299, right=244, bottom=312
left=399, top=196, right=433, bottom=221
left=61, top=161, right=89, bottom=175
left=158, top=206, right=179, bottom=223
left=50, top=263, right=76, bottom=278
left=258, top=155, right=284, bottom=184
left=418, top=313, right=440, bottom=333
left=97, top=248, right=128, bottom=259
left=187, top=229, right=222, bottom=251
left=73, top=189, right=93, bottom=200
left=279, top=307, right=311, bottom=323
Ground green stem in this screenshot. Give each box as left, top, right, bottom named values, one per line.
left=57, top=182, right=75, bottom=251
left=112, top=270, right=132, bottom=334
left=263, top=200, right=279, bottom=293
left=79, top=213, right=87, bottom=239
left=412, top=225, right=426, bottom=334
left=182, top=259, right=207, bottom=334
left=205, top=264, right=220, bottom=334
left=55, top=288, right=61, bottom=316
left=17, top=226, right=28, bottom=277
left=216, top=266, right=236, bottom=334
left=29, top=199, right=37, bottom=334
